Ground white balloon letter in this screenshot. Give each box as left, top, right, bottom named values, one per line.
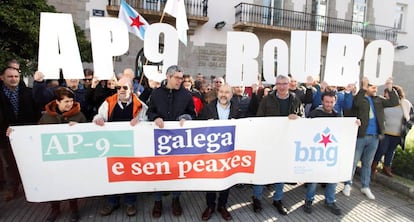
left=290, top=31, right=321, bottom=82
left=263, top=39, right=289, bottom=84
left=144, top=23, right=178, bottom=75
left=324, top=34, right=364, bottom=86
left=363, top=40, right=395, bottom=85
left=38, top=13, right=83, bottom=79
left=225, top=32, right=259, bottom=86
left=89, top=17, right=129, bottom=79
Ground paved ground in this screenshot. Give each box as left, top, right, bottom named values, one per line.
left=1, top=175, right=413, bottom=222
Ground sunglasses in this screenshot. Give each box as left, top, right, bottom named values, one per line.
left=84, top=78, right=92, bottom=82
left=115, top=86, right=129, bottom=90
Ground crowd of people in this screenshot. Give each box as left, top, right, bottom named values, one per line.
left=0, top=58, right=412, bottom=221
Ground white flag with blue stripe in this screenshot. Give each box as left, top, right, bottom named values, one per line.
left=118, top=0, right=149, bottom=40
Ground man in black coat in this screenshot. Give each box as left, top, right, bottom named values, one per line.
left=146, top=65, right=196, bottom=218
left=198, top=83, right=240, bottom=221
left=252, top=74, right=303, bottom=216
left=0, top=65, right=40, bottom=201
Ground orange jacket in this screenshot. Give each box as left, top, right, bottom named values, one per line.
left=105, top=94, right=142, bottom=120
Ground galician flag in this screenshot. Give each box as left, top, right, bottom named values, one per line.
left=118, top=0, right=149, bottom=40
left=163, top=0, right=189, bottom=46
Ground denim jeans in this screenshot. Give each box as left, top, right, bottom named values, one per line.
left=154, top=191, right=181, bottom=201
left=374, top=134, right=400, bottom=167
left=347, top=135, right=379, bottom=188
left=305, top=183, right=337, bottom=203
left=253, top=183, right=284, bottom=201
left=108, top=193, right=136, bottom=206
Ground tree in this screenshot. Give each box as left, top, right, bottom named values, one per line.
left=0, top=0, right=92, bottom=76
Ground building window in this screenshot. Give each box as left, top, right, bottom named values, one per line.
left=352, top=0, right=366, bottom=23
left=394, top=3, right=407, bottom=31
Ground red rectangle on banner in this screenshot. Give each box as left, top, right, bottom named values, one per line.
left=107, top=150, right=256, bottom=182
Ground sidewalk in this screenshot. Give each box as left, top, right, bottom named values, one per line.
left=1, top=175, right=413, bottom=222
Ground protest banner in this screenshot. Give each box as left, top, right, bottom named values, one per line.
left=9, top=117, right=358, bottom=202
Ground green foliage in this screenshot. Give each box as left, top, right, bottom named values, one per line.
left=0, top=0, right=92, bottom=76
left=392, top=129, right=414, bottom=180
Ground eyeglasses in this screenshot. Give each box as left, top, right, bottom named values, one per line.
left=276, top=82, right=289, bottom=86
left=8, top=66, right=21, bottom=73
left=84, top=78, right=92, bottom=82
left=115, top=86, right=129, bottom=90
left=172, top=76, right=183, bottom=81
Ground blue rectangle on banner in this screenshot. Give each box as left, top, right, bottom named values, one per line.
left=154, top=126, right=236, bottom=155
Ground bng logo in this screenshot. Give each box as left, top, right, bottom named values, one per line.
left=294, top=127, right=338, bottom=167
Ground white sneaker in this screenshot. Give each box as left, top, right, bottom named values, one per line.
left=342, top=184, right=351, bottom=196
left=361, top=187, right=375, bottom=200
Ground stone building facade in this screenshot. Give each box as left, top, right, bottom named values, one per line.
left=46, top=0, right=414, bottom=100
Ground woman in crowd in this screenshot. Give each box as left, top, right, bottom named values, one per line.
left=372, top=85, right=412, bottom=177
left=38, top=87, right=87, bottom=222
left=183, top=74, right=204, bottom=116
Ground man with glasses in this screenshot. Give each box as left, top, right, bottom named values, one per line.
left=251, top=74, right=303, bottom=216
left=213, top=77, right=225, bottom=92
left=93, top=76, right=148, bottom=217
left=82, top=68, right=94, bottom=89
left=0, top=63, right=41, bottom=201
left=146, top=65, right=196, bottom=218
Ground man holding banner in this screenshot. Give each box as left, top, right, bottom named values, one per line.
left=252, top=75, right=303, bottom=215
left=198, top=83, right=240, bottom=221
left=146, top=65, right=196, bottom=218
left=0, top=63, right=40, bottom=201
left=93, top=76, right=148, bottom=216
left=303, top=91, right=346, bottom=216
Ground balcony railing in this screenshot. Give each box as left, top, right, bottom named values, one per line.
left=107, top=0, right=208, bottom=35
left=235, top=3, right=397, bottom=43
left=108, top=0, right=208, bottom=17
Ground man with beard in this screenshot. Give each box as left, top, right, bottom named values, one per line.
left=198, top=83, right=240, bottom=221
left=342, top=77, right=399, bottom=200
left=93, top=76, right=148, bottom=217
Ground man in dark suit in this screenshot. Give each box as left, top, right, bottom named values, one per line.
left=0, top=64, right=40, bottom=201
left=198, top=83, right=240, bottom=221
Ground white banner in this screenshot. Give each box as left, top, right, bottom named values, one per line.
left=9, top=117, right=358, bottom=202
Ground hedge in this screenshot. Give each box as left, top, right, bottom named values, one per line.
left=392, top=129, right=414, bottom=180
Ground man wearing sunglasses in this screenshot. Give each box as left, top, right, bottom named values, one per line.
left=93, top=76, right=147, bottom=217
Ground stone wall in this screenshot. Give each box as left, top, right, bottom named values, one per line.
left=47, top=0, right=89, bottom=30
